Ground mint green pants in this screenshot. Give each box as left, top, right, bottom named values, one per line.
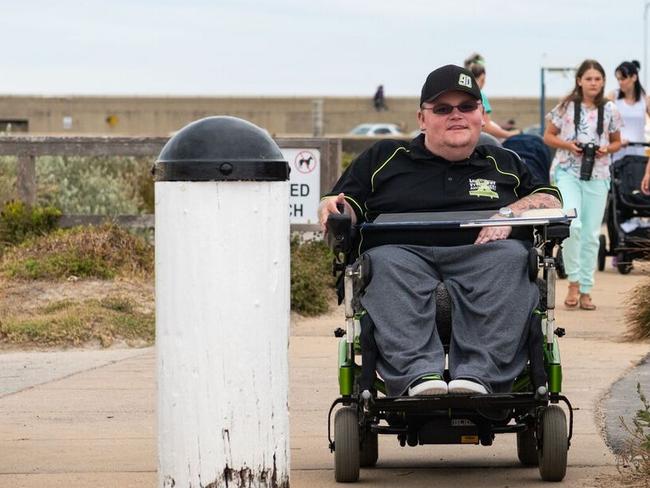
left=554, top=168, right=609, bottom=293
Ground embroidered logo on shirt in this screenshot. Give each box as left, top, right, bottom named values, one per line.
left=469, top=178, right=499, bottom=199
left=458, top=74, right=473, bottom=88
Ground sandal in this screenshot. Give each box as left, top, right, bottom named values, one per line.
left=579, top=293, right=596, bottom=311
left=564, top=282, right=580, bottom=308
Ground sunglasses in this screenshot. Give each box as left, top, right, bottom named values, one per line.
left=423, top=101, right=480, bottom=116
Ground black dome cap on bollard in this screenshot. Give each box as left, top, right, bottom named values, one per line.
left=154, top=116, right=289, bottom=182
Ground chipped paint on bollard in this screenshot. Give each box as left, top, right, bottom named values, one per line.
left=155, top=117, right=291, bottom=488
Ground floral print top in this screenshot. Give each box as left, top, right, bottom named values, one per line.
left=547, top=100, right=621, bottom=180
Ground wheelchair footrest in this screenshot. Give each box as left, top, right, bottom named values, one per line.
left=371, top=392, right=547, bottom=414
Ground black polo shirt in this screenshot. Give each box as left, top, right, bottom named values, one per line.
left=325, top=134, right=561, bottom=247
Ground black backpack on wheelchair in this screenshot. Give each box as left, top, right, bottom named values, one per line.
left=325, top=207, right=575, bottom=483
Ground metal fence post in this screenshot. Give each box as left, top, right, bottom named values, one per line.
left=16, top=154, right=36, bottom=205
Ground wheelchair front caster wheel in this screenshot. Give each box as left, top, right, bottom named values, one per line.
left=334, top=407, right=360, bottom=482
left=537, top=405, right=568, bottom=481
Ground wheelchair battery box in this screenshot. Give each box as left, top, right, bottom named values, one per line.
left=417, top=417, right=479, bottom=445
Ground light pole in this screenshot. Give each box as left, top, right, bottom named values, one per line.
left=539, top=67, right=576, bottom=134
left=643, top=2, right=650, bottom=84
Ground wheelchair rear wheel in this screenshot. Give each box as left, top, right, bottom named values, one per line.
left=334, top=407, right=360, bottom=482
left=537, top=405, right=568, bottom=481
left=555, top=246, right=567, bottom=279
left=516, top=427, right=538, bottom=466
left=597, top=235, right=606, bottom=271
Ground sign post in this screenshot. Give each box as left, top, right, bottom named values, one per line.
left=283, top=148, right=321, bottom=225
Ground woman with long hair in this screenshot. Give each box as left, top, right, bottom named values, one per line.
left=608, top=61, right=650, bottom=161
left=543, top=59, right=622, bottom=310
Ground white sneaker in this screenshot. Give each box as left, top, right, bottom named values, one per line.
left=408, top=375, right=448, bottom=396
left=448, top=379, right=488, bottom=394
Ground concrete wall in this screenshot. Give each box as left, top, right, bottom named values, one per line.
left=0, top=95, right=560, bottom=137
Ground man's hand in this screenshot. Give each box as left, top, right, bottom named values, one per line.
left=318, top=193, right=351, bottom=233
left=474, top=224, right=512, bottom=244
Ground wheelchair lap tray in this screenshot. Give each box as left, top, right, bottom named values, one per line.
left=358, top=209, right=575, bottom=250
left=367, top=208, right=575, bottom=229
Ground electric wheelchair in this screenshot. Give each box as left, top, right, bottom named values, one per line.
left=325, top=206, right=576, bottom=483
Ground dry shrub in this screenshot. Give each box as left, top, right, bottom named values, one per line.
left=1, top=223, right=153, bottom=280
left=291, top=236, right=335, bottom=316
left=616, top=383, right=650, bottom=487
left=625, top=279, right=650, bottom=341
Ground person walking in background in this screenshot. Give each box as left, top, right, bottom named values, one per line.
left=373, top=85, right=387, bottom=111
left=608, top=61, right=650, bottom=161
left=543, top=59, right=622, bottom=310
left=463, top=53, right=519, bottom=141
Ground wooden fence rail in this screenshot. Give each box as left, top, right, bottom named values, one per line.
left=0, top=135, right=341, bottom=232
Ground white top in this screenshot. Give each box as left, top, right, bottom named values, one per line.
left=614, top=89, right=647, bottom=160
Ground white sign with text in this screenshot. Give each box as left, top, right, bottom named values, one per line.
left=281, top=148, right=320, bottom=225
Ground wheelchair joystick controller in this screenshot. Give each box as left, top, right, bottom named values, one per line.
left=326, top=200, right=353, bottom=262
left=361, top=390, right=373, bottom=409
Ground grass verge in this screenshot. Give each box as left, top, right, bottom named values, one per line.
left=1, top=223, right=153, bottom=280
left=0, top=295, right=154, bottom=347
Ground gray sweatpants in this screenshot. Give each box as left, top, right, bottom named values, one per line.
left=359, top=240, right=538, bottom=397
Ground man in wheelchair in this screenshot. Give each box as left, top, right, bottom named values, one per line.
left=320, top=64, right=562, bottom=398
left=320, top=65, right=571, bottom=483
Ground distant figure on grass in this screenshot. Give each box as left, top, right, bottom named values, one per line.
left=373, top=85, right=387, bottom=111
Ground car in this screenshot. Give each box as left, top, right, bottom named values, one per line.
left=349, top=123, right=404, bottom=136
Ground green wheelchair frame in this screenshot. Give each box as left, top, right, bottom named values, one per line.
left=325, top=210, right=575, bottom=483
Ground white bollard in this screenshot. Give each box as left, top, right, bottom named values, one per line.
left=155, top=117, right=291, bottom=488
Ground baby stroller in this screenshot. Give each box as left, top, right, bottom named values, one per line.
left=503, top=134, right=553, bottom=186
left=325, top=207, right=575, bottom=483
left=599, top=145, right=650, bottom=274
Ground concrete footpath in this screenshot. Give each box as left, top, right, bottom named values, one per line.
left=0, top=263, right=649, bottom=488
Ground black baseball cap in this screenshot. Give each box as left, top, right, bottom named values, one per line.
left=420, top=64, right=481, bottom=106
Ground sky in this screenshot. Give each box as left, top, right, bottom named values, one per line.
left=2, top=0, right=647, bottom=99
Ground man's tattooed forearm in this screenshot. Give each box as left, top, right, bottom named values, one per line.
left=511, top=193, right=562, bottom=212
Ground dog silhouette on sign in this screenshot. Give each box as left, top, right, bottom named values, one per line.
left=298, top=155, right=313, bottom=169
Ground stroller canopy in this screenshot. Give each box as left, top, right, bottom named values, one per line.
left=503, top=134, right=552, bottom=185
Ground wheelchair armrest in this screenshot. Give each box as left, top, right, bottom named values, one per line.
left=326, top=210, right=352, bottom=254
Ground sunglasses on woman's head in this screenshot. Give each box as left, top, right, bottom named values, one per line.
left=422, top=101, right=479, bottom=116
